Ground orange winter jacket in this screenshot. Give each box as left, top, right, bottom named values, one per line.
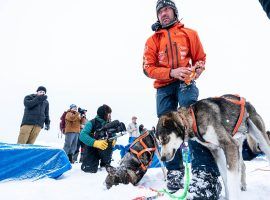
left=143, top=22, right=206, bottom=89
left=65, top=110, right=81, bottom=133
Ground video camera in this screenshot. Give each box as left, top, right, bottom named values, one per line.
left=93, top=120, right=126, bottom=140
left=78, top=107, right=87, bottom=116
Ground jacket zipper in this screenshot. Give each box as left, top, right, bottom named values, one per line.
left=165, top=45, right=169, bottom=65
left=166, top=30, right=174, bottom=69
left=174, top=42, right=179, bottom=67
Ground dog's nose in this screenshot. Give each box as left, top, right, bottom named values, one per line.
left=161, top=156, right=166, bottom=161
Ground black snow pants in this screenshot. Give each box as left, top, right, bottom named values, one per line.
left=81, top=143, right=113, bottom=173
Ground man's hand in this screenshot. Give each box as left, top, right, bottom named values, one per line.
left=170, top=67, right=192, bottom=81
left=44, top=124, right=50, bottom=131
left=93, top=140, right=108, bottom=150
left=194, top=61, right=205, bottom=80
left=37, top=95, right=47, bottom=101
left=195, top=67, right=204, bottom=79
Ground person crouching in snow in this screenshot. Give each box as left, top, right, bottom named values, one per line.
left=80, top=104, right=116, bottom=173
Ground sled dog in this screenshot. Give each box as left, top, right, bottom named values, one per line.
left=105, top=130, right=165, bottom=189
left=156, top=94, right=270, bottom=200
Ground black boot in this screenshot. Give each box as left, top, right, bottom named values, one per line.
left=187, top=170, right=222, bottom=200
left=79, top=153, right=84, bottom=163
left=67, top=154, right=74, bottom=164
left=166, top=170, right=184, bottom=193
left=73, top=151, right=79, bottom=163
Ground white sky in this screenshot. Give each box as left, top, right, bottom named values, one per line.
left=0, top=0, right=270, bottom=144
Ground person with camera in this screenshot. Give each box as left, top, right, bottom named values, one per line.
left=80, top=104, right=116, bottom=173
left=17, top=86, right=50, bottom=144
left=63, top=104, right=82, bottom=163
left=73, top=107, right=88, bottom=163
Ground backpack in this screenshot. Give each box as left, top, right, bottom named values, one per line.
left=60, top=111, right=67, bottom=133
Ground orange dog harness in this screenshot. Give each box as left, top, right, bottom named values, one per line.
left=129, top=131, right=157, bottom=171
left=190, top=95, right=246, bottom=142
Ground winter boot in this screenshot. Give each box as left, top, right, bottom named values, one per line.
left=79, top=153, right=84, bottom=163
left=67, top=154, right=74, bottom=164
left=166, top=170, right=184, bottom=193
left=187, top=170, right=222, bottom=200
left=73, top=151, right=79, bottom=163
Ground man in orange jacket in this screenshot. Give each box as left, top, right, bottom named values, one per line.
left=143, top=1, right=221, bottom=199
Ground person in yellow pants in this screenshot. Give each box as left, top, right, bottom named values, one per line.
left=17, top=86, right=50, bottom=144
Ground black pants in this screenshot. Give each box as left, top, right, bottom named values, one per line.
left=81, top=144, right=113, bottom=173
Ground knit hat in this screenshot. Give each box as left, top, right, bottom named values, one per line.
left=70, top=104, right=77, bottom=109
left=97, top=104, right=112, bottom=120
left=139, top=124, right=144, bottom=133
left=36, top=86, right=47, bottom=94
left=156, top=0, right=178, bottom=18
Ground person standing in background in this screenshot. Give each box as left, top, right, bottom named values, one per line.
left=17, top=86, right=50, bottom=144
left=127, top=116, right=139, bottom=143
left=73, top=107, right=88, bottom=163
left=63, top=104, right=81, bottom=163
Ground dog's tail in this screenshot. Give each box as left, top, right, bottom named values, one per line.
left=247, top=119, right=270, bottom=163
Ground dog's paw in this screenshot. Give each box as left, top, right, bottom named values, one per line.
left=241, top=185, right=247, bottom=191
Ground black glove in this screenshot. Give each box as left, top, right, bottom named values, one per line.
left=151, top=21, right=161, bottom=32
left=38, top=95, right=47, bottom=101
left=44, top=124, right=50, bottom=131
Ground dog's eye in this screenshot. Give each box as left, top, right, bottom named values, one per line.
left=160, top=136, right=169, bottom=145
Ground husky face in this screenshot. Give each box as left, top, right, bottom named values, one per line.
left=156, top=112, right=185, bottom=162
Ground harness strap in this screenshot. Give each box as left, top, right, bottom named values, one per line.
left=225, top=97, right=246, bottom=136
left=189, top=107, right=206, bottom=143
left=189, top=95, right=246, bottom=143
left=129, top=130, right=156, bottom=171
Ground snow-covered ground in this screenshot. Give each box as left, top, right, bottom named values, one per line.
left=1, top=134, right=270, bottom=200
left=0, top=0, right=270, bottom=199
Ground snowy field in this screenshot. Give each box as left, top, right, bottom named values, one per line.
left=1, top=134, right=270, bottom=200
left=0, top=0, right=270, bottom=199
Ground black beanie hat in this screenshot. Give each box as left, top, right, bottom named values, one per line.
left=156, top=0, right=178, bottom=18
left=97, top=104, right=112, bottom=120
left=36, top=86, right=47, bottom=94
left=139, top=124, right=145, bottom=133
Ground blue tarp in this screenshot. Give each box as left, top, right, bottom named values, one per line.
left=0, top=143, right=71, bottom=181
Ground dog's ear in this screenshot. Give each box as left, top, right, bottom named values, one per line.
left=172, top=111, right=187, bottom=139
left=106, top=165, right=117, bottom=174
left=162, top=115, right=175, bottom=128
left=171, top=112, right=184, bottom=127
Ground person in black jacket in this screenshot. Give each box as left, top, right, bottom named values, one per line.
left=80, top=104, right=114, bottom=173
left=17, top=86, right=50, bottom=144
left=259, top=0, right=270, bottom=19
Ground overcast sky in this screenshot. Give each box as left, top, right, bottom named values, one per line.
left=0, top=0, right=269, bottom=144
